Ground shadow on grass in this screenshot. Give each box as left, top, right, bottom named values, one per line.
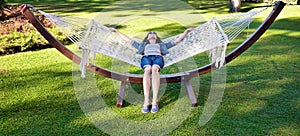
left=8, top=0, right=118, bottom=13
left=9, top=0, right=202, bottom=14
left=8, top=0, right=267, bottom=16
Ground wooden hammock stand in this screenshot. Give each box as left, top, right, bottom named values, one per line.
left=21, top=1, right=285, bottom=107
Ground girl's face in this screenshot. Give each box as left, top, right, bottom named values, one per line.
left=147, top=31, right=157, bottom=40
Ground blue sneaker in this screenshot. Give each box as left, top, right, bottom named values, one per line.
left=151, top=105, right=159, bottom=113
left=141, top=105, right=150, bottom=113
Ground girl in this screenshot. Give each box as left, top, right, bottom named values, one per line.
left=111, top=28, right=193, bottom=113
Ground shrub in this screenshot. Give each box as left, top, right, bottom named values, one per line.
left=0, top=4, right=70, bottom=55
left=0, top=28, right=67, bottom=55
left=0, top=0, right=5, bottom=8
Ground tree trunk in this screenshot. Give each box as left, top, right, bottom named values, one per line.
left=298, top=0, right=300, bottom=5
left=229, top=0, right=241, bottom=12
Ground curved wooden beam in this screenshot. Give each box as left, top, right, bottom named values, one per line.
left=21, top=1, right=285, bottom=84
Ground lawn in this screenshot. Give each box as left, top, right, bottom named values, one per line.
left=1, top=0, right=299, bottom=135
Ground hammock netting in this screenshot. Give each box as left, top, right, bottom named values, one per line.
left=38, top=6, right=269, bottom=78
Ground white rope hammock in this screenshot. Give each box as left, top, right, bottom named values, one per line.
left=39, top=7, right=268, bottom=77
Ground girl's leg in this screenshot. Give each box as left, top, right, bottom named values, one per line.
left=151, top=65, right=160, bottom=106
left=143, top=66, right=151, bottom=106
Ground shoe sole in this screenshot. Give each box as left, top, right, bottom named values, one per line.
left=151, top=111, right=158, bottom=113
left=142, top=110, right=149, bottom=113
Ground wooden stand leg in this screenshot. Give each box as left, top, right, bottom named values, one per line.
left=184, top=79, right=198, bottom=107
left=116, top=81, right=126, bottom=108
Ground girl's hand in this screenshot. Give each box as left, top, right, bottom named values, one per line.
left=110, top=28, right=118, bottom=32
left=185, top=28, right=194, bottom=33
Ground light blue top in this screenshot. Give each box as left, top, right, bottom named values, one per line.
left=131, top=41, right=176, bottom=55
left=144, top=44, right=161, bottom=55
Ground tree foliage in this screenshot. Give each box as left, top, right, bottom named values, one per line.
left=0, top=0, right=6, bottom=9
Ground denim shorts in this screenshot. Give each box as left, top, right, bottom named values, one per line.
left=141, top=55, right=164, bottom=69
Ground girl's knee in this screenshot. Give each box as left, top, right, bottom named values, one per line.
left=152, top=66, right=160, bottom=73
left=144, top=66, right=152, bottom=74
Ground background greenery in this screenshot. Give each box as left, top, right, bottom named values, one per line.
left=1, top=0, right=299, bottom=135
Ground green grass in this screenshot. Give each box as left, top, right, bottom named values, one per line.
left=1, top=0, right=300, bottom=135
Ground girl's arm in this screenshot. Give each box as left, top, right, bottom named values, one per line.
left=111, top=28, right=141, bottom=49
left=174, top=28, right=193, bottom=45
left=110, top=28, right=132, bottom=42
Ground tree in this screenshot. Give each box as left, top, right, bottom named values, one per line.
left=0, top=0, right=5, bottom=9
left=298, top=0, right=300, bottom=5
left=229, top=0, right=241, bottom=12
left=0, top=0, right=6, bottom=20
